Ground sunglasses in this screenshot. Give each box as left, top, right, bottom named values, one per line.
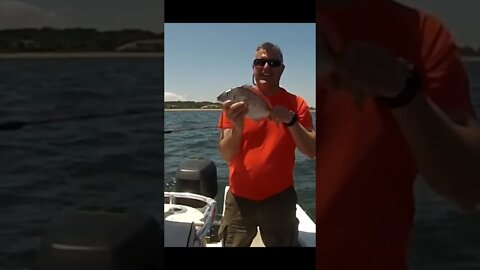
left=253, top=58, right=282, bottom=68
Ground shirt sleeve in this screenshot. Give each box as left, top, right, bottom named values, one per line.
left=296, top=97, right=314, bottom=130
left=420, top=13, right=476, bottom=118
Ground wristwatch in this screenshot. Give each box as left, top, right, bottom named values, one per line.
left=284, top=111, right=298, bottom=127
left=377, top=58, right=422, bottom=109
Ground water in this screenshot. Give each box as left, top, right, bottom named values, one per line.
left=409, top=60, right=480, bottom=270
left=1, top=58, right=479, bottom=270
left=0, top=57, right=163, bottom=270
left=163, top=111, right=317, bottom=220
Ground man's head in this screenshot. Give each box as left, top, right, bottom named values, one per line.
left=252, top=42, right=285, bottom=89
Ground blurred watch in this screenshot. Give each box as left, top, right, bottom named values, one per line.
left=284, top=111, right=298, bottom=127
left=377, top=58, right=422, bottom=109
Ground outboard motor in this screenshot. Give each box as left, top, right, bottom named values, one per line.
left=34, top=202, right=163, bottom=270
left=163, top=158, right=220, bottom=247
left=175, top=157, right=218, bottom=199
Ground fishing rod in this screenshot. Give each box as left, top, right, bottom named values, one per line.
left=164, top=126, right=218, bottom=134
left=0, top=107, right=219, bottom=134
left=0, top=107, right=164, bottom=132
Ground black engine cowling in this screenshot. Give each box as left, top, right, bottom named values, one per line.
left=174, top=158, right=218, bottom=199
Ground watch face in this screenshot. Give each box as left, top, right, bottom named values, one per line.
left=399, top=58, right=415, bottom=73
left=285, top=111, right=297, bottom=127
left=376, top=60, right=422, bottom=109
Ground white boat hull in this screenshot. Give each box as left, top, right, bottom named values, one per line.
left=165, top=186, right=316, bottom=247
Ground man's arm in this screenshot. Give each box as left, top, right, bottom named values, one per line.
left=393, top=93, right=480, bottom=210
left=270, top=106, right=316, bottom=159
left=287, top=123, right=316, bottom=159
left=317, top=10, right=480, bottom=210
left=219, top=127, right=243, bottom=161
left=392, top=15, right=480, bottom=210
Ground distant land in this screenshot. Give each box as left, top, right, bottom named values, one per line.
left=165, top=101, right=221, bottom=109
left=459, top=46, right=480, bottom=57
left=0, top=28, right=477, bottom=56
left=165, top=101, right=316, bottom=110
left=0, top=28, right=163, bottom=53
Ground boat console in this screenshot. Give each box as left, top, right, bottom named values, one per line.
left=164, top=158, right=219, bottom=247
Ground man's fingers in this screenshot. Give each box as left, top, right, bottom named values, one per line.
left=228, top=102, right=249, bottom=120
left=269, top=106, right=288, bottom=124
left=229, top=101, right=246, bottom=110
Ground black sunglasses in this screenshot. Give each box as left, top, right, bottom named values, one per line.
left=253, top=58, right=282, bottom=67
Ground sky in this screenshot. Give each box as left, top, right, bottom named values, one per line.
left=0, top=0, right=164, bottom=32
left=164, top=23, right=316, bottom=107
left=0, top=1, right=478, bottom=46
left=396, top=0, right=480, bottom=47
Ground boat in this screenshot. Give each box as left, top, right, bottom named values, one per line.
left=33, top=157, right=315, bottom=269
left=164, top=157, right=316, bottom=247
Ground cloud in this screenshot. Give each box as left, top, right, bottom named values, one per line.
left=165, top=91, right=187, bottom=101
left=0, top=0, right=163, bottom=32
left=0, top=0, right=63, bottom=29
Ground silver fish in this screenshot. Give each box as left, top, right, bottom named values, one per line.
left=217, top=84, right=272, bottom=121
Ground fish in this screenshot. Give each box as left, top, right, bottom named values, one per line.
left=216, top=84, right=272, bottom=121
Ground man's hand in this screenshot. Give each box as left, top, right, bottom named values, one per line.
left=327, top=42, right=408, bottom=107
left=219, top=100, right=248, bottom=161
left=317, top=18, right=408, bottom=107
left=270, top=105, right=294, bottom=124
left=222, top=100, right=248, bottom=128
left=270, top=105, right=316, bottom=159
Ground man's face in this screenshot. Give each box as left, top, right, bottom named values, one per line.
left=252, top=48, right=284, bottom=87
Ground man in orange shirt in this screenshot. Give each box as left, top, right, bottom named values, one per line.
left=316, top=0, right=480, bottom=269
left=217, top=42, right=316, bottom=247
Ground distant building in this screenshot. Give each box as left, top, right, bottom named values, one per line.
left=5, top=39, right=40, bottom=50
left=200, top=104, right=221, bottom=109
left=116, top=39, right=162, bottom=52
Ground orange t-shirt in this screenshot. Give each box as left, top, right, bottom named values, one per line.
left=316, top=1, right=475, bottom=269
left=218, top=87, right=313, bottom=200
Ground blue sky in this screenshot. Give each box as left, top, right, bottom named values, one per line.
left=164, top=23, right=316, bottom=107
left=1, top=1, right=480, bottom=46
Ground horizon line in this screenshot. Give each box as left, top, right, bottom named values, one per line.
left=0, top=27, right=163, bottom=34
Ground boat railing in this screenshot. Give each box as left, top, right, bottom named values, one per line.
left=164, top=191, right=217, bottom=242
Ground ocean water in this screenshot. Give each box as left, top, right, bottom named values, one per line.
left=0, top=57, right=479, bottom=270
left=408, top=60, right=480, bottom=270
left=163, top=110, right=317, bottom=221
left=0, top=57, right=164, bottom=270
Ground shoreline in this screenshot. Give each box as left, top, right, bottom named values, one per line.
left=0, top=52, right=164, bottom=59
left=165, top=109, right=316, bottom=112
left=165, top=109, right=222, bottom=112
left=462, top=56, right=480, bottom=62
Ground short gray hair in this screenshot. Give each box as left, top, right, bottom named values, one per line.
left=256, top=42, right=283, bottom=63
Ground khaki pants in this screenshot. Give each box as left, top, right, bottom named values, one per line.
left=218, top=186, right=300, bottom=247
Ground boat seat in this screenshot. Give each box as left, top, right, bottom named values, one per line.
left=164, top=220, right=196, bottom=247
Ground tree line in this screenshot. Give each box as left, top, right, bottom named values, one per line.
left=0, top=28, right=163, bottom=53
left=165, top=101, right=316, bottom=110
left=1, top=28, right=477, bottom=56
left=459, top=46, right=480, bottom=57
left=165, top=101, right=221, bottom=109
